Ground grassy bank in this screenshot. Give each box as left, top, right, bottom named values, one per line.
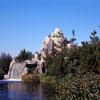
left=22, top=74, right=40, bottom=83
left=22, top=74, right=56, bottom=83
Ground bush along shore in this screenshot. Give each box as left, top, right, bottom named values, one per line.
left=52, top=73, right=100, bottom=100
left=22, top=74, right=57, bottom=83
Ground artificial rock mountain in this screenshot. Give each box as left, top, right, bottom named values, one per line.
left=5, top=28, right=73, bottom=80
left=40, top=28, right=72, bottom=58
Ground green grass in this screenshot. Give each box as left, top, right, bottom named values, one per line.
left=22, top=74, right=40, bottom=83
left=22, top=74, right=57, bottom=83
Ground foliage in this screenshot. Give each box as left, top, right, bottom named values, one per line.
left=67, top=48, right=80, bottom=74
left=44, top=47, right=80, bottom=77
left=40, top=74, right=56, bottom=83
left=22, top=74, right=40, bottom=83
left=69, top=29, right=76, bottom=44
left=44, top=48, right=69, bottom=77
left=0, top=53, right=12, bottom=74
left=0, top=71, right=5, bottom=80
left=22, top=73, right=57, bottom=83
left=90, top=30, right=100, bottom=45
left=44, top=48, right=58, bottom=74
left=52, top=73, right=100, bottom=100
left=80, top=31, right=100, bottom=73
left=16, top=49, right=33, bottom=61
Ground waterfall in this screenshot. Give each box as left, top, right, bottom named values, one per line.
left=10, top=63, right=26, bottom=79
left=48, top=39, right=53, bottom=53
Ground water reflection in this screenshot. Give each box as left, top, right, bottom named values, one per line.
left=0, top=81, right=55, bottom=100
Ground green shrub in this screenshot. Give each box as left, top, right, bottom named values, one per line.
left=40, top=74, right=56, bottom=83
left=22, top=74, right=40, bottom=83
left=22, top=74, right=57, bottom=83
left=52, top=73, right=100, bottom=100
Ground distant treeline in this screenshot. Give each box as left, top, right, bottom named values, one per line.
left=0, top=53, right=12, bottom=79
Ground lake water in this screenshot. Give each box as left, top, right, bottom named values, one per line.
left=0, top=80, right=55, bottom=100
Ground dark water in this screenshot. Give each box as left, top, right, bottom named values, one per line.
left=0, top=81, right=55, bottom=100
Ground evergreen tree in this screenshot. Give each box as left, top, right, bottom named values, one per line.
left=67, top=48, right=80, bottom=75
left=49, top=48, right=69, bottom=77
left=69, top=29, right=76, bottom=44
left=80, top=31, right=100, bottom=73
left=16, top=49, right=33, bottom=61
left=90, top=30, right=100, bottom=45
left=0, top=53, right=12, bottom=73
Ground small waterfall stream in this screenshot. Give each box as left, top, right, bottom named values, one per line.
left=10, top=63, right=26, bottom=79
left=48, top=39, right=53, bottom=53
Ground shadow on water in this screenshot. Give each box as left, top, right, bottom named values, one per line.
left=0, top=81, right=55, bottom=100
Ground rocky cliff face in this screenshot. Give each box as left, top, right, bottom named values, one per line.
left=41, top=28, right=72, bottom=57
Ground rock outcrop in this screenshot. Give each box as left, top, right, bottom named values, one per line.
left=41, top=28, right=73, bottom=58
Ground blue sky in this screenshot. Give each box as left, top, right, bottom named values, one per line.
left=0, top=0, right=100, bottom=57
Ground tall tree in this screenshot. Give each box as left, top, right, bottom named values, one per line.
left=16, top=49, right=33, bottom=61
left=90, top=30, right=100, bottom=45
left=0, top=53, right=12, bottom=73
left=80, top=31, right=100, bottom=73
left=69, top=29, right=76, bottom=44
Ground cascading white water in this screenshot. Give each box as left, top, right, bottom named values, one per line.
left=48, top=39, right=53, bottom=53
left=10, top=63, right=26, bottom=79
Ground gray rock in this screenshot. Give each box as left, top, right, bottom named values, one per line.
left=41, top=28, right=72, bottom=56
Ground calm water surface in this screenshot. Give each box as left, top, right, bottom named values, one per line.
left=0, top=81, right=55, bottom=100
